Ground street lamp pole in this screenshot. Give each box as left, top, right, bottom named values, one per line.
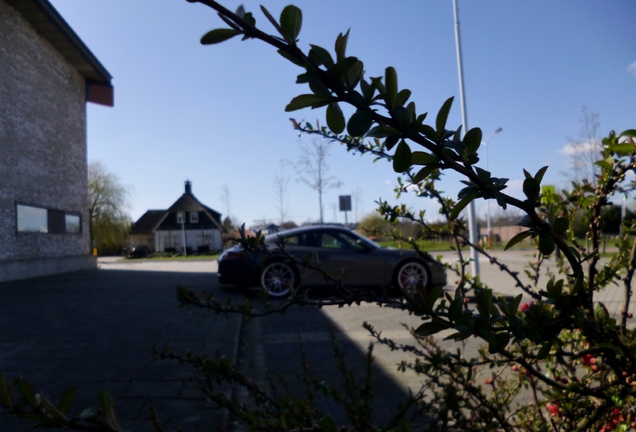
left=453, top=0, right=480, bottom=275
left=484, top=127, right=502, bottom=248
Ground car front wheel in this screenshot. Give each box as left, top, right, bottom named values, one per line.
left=260, top=261, right=297, bottom=298
left=394, top=260, right=430, bottom=294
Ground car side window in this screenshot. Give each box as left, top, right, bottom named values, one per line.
left=321, top=233, right=340, bottom=249
left=285, top=235, right=299, bottom=246
left=321, top=231, right=365, bottom=250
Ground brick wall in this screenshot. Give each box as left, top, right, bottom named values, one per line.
left=0, top=0, right=90, bottom=262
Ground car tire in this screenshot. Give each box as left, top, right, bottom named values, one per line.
left=260, top=260, right=298, bottom=298
left=393, top=259, right=430, bottom=294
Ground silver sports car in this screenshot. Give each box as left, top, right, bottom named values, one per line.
left=217, top=226, right=447, bottom=297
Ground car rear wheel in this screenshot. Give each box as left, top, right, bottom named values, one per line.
left=394, top=260, right=430, bottom=294
left=260, top=261, right=297, bottom=298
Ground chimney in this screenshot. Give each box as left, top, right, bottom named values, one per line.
left=185, top=180, right=192, bottom=194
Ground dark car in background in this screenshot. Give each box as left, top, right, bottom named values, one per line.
left=128, top=244, right=151, bottom=258
left=217, top=226, right=447, bottom=297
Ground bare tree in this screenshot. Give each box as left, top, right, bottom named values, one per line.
left=286, top=139, right=342, bottom=225
left=563, top=107, right=602, bottom=185
left=273, top=168, right=290, bottom=224
left=352, top=185, right=363, bottom=224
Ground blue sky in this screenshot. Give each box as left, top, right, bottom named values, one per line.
left=50, top=0, right=636, bottom=227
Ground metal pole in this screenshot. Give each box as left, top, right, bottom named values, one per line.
left=453, top=0, right=479, bottom=275
left=484, top=127, right=502, bottom=248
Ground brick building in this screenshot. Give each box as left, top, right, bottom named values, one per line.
left=0, top=0, right=113, bottom=281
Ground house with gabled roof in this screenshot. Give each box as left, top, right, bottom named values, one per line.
left=130, top=181, right=224, bottom=254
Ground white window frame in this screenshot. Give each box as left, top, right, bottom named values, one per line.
left=190, top=212, right=199, bottom=223
left=176, top=212, right=185, bottom=224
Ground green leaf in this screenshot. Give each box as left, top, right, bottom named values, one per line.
left=336, top=58, right=363, bottom=88
left=0, top=375, right=13, bottom=410
left=15, top=378, right=36, bottom=407
left=412, top=166, right=438, bottom=183
left=367, top=125, right=399, bottom=139
left=334, top=30, right=350, bottom=62
left=620, top=129, right=636, bottom=137
left=280, top=5, right=302, bottom=43
left=416, top=124, right=438, bottom=141
left=200, top=28, right=241, bottom=45
left=538, top=232, right=555, bottom=255
left=326, top=103, right=345, bottom=134
left=309, top=45, right=334, bottom=69
left=384, top=135, right=400, bottom=151
left=516, top=215, right=534, bottom=228
left=40, top=396, right=68, bottom=423
left=347, top=110, right=373, bottom=136
left=260, top=5, right=284, bottom=37
left=504, top=230, right=532, bottom=250
left=391, top=106, right=411, bottom=131
left=553, top=217, right=568, bottom=235
left=57, top=387, right=76, bottom=415
left=537, top=340, right=553, bottom=359
left=436, top=97, right=454, bottom=135
left=285, top=94, right=331, bottom=112
left=319, top=415, right=338, bottom=432
left=475, top=289, right=493, bottom=321
left=392, top=140, right=412, bottom=173
left=462, top=127, right=482, bottom=161
left=395, top=89, right=412, bottom=108
left=385, top=67, right=398, bottom=108
left=277, top=49, right=305, bottom=67
left=489, top=332, right=510, bottom=354
left=415, top=321, right=448, bottom=336
left=98, top=389, right=114, bottom=412
left=449, top=192, right=479, bottom=221
left=411, top=151, right=438, bottom=166
left=426, top=284, right=444, bottom=310
left=523, top=175, right=540, bottom=204
left=534, top=166, right=549, bottom=184
left=610, top=143, right=636, bottom=156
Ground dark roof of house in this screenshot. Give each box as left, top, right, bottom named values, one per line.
left=130, top=210, right=166, bottom=235
left=7, top=0, right=113, bottom=106
left=167, top=193, right=221, bottom=218
left=131, top=182, right=224, bottom=233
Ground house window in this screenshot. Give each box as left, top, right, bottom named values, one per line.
left=16, top=204, right=81, bottom=234
left=65, top=214, right=81, bottom=233
left=190, top=212, right=199, bottom=223
left=17, top=204, right=48, bottom=233
left=176, top=212, right=185, bottom=224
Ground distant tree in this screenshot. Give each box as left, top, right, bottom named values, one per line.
left=280, top=220, right=298, bottom=230
left=352, top=185, right=363, bottom=224
left=87, top=161, right=131, bottom=254
left=220, top=183, right=232, bottom=220
left=357, top=213, right=391, bottom=241
left=273, top=170, right=290, bottom=224
left=564, top=107, right=602, bottom=185
left=287, top=138, right=342, bottom=225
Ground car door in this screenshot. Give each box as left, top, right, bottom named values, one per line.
left=314, top=230, right=388, bottom=286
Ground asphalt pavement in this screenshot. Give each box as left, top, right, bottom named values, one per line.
left=0, top=258, right=241, bottom=432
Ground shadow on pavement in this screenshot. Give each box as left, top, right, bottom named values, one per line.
left=1, top=266, right=431, bottom=431
left=0, top=267, right=240, bottom=432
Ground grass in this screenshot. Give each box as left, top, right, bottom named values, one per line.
left=378, top=239, right=537, bottom=252
left=108, top=253, right=220, bottom=262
